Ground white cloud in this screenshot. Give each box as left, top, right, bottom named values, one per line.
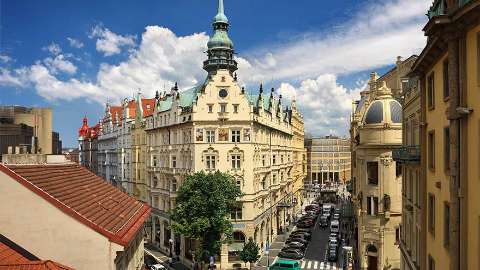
left=43, top=42, right=62, bottom=55
left=0, top=67, right=30, bottom=87
left=237, top=0, right=430, bottom=84
left=67, top=37, right=84, bottom=48
left=277, top=74, right=364, bottom=136
left=89, top=25, right=136, bottom=56
left=43, top=54, right=77, bottom=75
left=1, top=0, right=431, bottom=136
left=0, top=55, right=12, bottom=63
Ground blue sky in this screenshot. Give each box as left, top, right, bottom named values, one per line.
left=0, top=0, right=431, bottom=147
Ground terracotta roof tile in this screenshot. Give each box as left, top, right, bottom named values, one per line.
left=1, top=163, right=151, bottom=247
left=0, top=235, right=73, bottom=270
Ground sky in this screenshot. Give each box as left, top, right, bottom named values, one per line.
left=0, top=0, right=431, bottom=147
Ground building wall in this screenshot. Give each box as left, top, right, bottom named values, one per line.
left=465, top=24, right=480, bottom=270
left=0, top=168, right=125, bottom=270
left=14, top=108, right=52, bottom=154
left=424, top=53, right=451, bottom=269
left=398, top=77, right=422, bottom=270
left=305, top=137, right=351, bottom=185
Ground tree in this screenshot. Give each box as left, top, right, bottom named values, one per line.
left=240, top=238, right=260, bottom=270
left=170, top=171, right=242, bottom=265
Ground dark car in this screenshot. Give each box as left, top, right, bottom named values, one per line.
left=305, top=204, right=320, bottom=212
left=319, top=215, right=329, bottom=227
left=278, top=249, right=304, bottom=260
left=290, top=231, right=311, bottom=240
left=328, top=249, right=337, bottom=262
left=285, top=237, right=308, bottom=245
left=144, top=254, right=158, bottom=268
left=285, top=241, right=306, bottom=250
left=296, top=221, right=314, bottom=228
left=293, top=228, right=312, bottom=233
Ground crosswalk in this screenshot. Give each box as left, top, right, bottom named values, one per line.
left=300, top=260, right=339, bottom=270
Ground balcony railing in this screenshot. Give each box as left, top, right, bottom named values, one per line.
left=392, top=146, right=420, bottom=163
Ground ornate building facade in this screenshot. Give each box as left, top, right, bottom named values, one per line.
left=408, top=1, right=480, bottom=269
left=144, top=0, right=305, bottom=268
left=78, top=116, right=99, bottom=174
left=351, top=73, right=403, bottom=270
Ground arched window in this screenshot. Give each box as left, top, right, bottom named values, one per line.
left=367, top=244, right=378, bottom=253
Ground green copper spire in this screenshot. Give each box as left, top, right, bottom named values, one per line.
left=214, top=0, right=228, bottom=24
left=203, top=0, right=237, bottom=74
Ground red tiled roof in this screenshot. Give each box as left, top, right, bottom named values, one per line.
left=0, top=234, right=73, bottom=270
left=109, top=106, right=123, bottom=126
left=0, top=163, right=151, bottom=247
left=142, top=99, right=155, bottom=117
left=0, top=260, right=73, bottom=270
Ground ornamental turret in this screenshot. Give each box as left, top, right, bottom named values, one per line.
left=203, top=0, right=238, bottom=75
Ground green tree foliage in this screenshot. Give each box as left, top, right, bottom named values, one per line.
left=240, top=238, right=260, bottom=270
left=170, top=171, right=242, bottom=263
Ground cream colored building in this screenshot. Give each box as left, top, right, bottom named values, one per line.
left=144, top=0, right=305, bottom=268
left=351, top=73, right=402, bottom=270
left=409, top=1, right=480, bottom=269
left=305, top=136, right=351, bottom=185
left=0, top=155, right=150, bottom=270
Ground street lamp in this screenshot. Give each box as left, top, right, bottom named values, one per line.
left=169, top=238, right=174, bottom=258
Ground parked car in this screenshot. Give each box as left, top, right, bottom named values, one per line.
left=330, top=220, right=340, bottom=233
left=286, top=237, right=308, bottom=245
left=293, top=228, right=312, bottom=233
left=329, top=232, right=339, bottom=240
left=278, top=249, right=304, bottom=260
left=285, top=241, right=306, bottom=251
left=333, top=213, right=340, bottom=220
left=144, top=254, right=158, bottom=268
left=319, top=215, right=329, bottom=227
left=305, top=204, right=319, bottom=212
left=329, top=239, right=339, bottom=251
left=290, top=231, right=311, bottom=240
left=328, top=249, right=338, bottom=262
left=151, top=264, right=166, bottom=270
left=297, top=222, right=314, bottom=228
left=268, top=259, right=301, bottom=270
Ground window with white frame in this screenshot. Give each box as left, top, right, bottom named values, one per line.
left=171, top=156, right=177, bottom=168
left=206, top=155, right=216, bottom=170
left=207, top=130, right=215, bottom=143
left=208, top=104, right=213, bottom=113
left=231, top=130, right=241, bottom=143
left=231, top=154, right=241, bottom=170
left=233, top=104, right=239, bottom=113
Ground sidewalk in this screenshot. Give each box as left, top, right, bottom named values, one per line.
left=145, top=243, right=190, bottom=270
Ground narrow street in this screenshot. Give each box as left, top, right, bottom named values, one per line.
left=255, top=188, right=349, bottom=270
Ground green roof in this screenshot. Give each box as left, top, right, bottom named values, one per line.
left=156, top=84, right=204, bottom=112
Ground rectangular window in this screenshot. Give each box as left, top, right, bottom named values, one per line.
left=428, top=193, right=436, bottom=235
left=444, top=127, right=450, bottom=171
left=206, top=155, right=216, bottom=170
left=262, top=155, right=266, bottom=166
left=366, top=196, right=379, bottom=216
left=428, top=131, right=435, bottom=170
left=273, top=155, right=277, bottom=165
left=171, top=156, right=177, bottom=168
left=231, top=154, right=241, bottom=170
left=220, top=104, right=226, bottom=113
left=444, top=202, right=450, bottom=247
left=367, top=161, right=379, bottom=185
left=443, top=60, right=449, bottom=99
left=231, top=130, right=241, bottom=143
left=428, top=73, right=435, bottom=109
left=208, top=104, right=213, bottom=113
left=272, top=174, right=277, bottom=184
left=233, top=104, right=239, bottom=113
left=206, top=130, right=215, bottom=143
left=231, top=206, right=242, bottom=220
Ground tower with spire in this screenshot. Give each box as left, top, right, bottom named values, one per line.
left=203, top=0, right=238, bottom=75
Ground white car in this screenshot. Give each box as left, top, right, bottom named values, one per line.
left=151, top=264, right=166, bottom=270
